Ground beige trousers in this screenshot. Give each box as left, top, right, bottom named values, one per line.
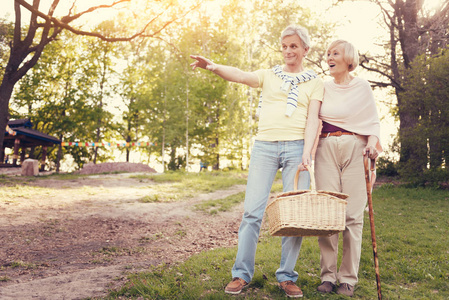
left=314, top=134, right=367, bottom=286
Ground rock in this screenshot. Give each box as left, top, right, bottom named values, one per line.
left=21, top=159, right=39, bottom=176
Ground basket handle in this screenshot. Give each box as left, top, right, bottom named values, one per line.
left=294, top=165, right=316, bottom=192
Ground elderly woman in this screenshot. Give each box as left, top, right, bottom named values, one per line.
left=191, top=24, right=323, bottom=298
left=302, top=40, right=382, bottom=297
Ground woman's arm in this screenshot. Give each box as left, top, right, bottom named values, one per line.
left=301, top=99, right=322, bottom=168
left=190, top=55, right=259, bottom=88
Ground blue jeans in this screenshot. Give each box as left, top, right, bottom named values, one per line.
left=231, top=140, right=310, bottom=283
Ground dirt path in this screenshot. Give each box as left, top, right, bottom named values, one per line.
left=0, top=172, right=247, bottom=300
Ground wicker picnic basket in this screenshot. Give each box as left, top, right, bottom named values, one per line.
left=266, top=166, right=348, bottom=237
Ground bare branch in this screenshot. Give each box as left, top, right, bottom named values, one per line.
left=13, top=0, right=22, bottom=46
left=12, top=16, right=59, bottom=82
left=67, top=0, right=76, bottom=16
left=259, top=39, right=280, bottom=53
left=22, top=0, right=41, bottom=48
left=367, top=79, right=394, bottom=88
left=48, top=0, right=60, bottom=17
left=375, top=0, right=395, bottom=25
left=423, top=2, right=449, bottom=31
left=16, top=0, right=202, bottom=42
left=361, top=53, right=393, bottom=69
left=305, top=57, right=327, bottom=75
left=141, top=1, right=202, bottom=41
left=359, top=57, right=404, bottom=91
left=60, top=0, right=130, bottom=24
left=15, top=0, right=142, bottom=42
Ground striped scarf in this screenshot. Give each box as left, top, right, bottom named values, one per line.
left=256, top=65, right=317, bottom=117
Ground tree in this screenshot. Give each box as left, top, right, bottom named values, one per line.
left=358, top=0, right=449, bottom=177
left=0, top=0, right=201, bottom=160
left=11, top=30, right=115, bottom=170
left=81, top=21, right=118, bottom=164
left=115, top=37, right=166, bottom=166
left=116, top=59, right=145, bottom=163
left=186, top=0, right=334, bottom=170
left=4, top=0, right=336, bottom=172
left=400, top=50, right=449, bottom=183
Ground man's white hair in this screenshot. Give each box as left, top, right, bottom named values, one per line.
left=281, top=24, right=310, bottom=49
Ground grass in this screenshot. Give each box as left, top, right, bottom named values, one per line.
left=105, top=183, right=449, bottom=300
left=0, top=184, right=55, bottom=202
left=0, top=172, right=90, bottom=185
left=0, top=172, right=99, bottom=203
left=8, top=260, right=38, bottom=270
left=0, top=169, right=247, bottom=203
left=194, top=171, right=282, bottom=214
left=135, top=171, right=247, bottom=202
left=194, top=192, right=245, bottom=214
left=134, top=170, right=247, bottom=190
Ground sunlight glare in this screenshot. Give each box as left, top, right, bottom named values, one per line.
left=423, top=0, right=446, bottom=11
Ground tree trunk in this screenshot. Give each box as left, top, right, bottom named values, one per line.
left=56, top=134, right=63, bottom=173
left=213, top=104, right=220, bottom=170
left=0, top=78, right=15, bottom=160
left=394, top=0, right=428, bottom=174
left=213, top=135, right=219, bottom=170
left=126, top=134, right=131, bottom=163
left=398, top=0, right=420, bottom=68
left=397, top=100, right=426, bottom=172
left=428, top=109, right=443, bottom=169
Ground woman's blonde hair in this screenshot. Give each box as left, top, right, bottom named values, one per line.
left=327, top=40, right=359, bottom=71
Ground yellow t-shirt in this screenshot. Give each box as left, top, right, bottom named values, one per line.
left=254, top=69, right=324, bottom=141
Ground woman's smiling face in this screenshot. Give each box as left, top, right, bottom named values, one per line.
left=281, top=35, right=308, bottom=68
left=327, top=43, right=350, bottom=77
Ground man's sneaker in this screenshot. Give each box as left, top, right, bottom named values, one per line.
left=337, top=283, right=354, bottom=297
left=317, top=281, right=335, bottom=293
left=279, top=280, right=303, bottom=298
left=225, top=277, right=248, bottom=294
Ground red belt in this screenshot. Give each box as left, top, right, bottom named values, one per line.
left=319, top=131, right=354, bottom=138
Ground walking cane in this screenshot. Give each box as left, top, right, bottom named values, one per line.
left=364, top=153, right=382, bottom=300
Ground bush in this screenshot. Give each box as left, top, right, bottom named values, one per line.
left=376, top=156, right=399, bottom=177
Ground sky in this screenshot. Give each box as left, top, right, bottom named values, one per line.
left=0, top=0, right=390, bottom=55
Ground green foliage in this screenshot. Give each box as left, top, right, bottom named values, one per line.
left=403, top=167, right=449, bottom=189
left=10, top=28, right=118, bottom=170
left=9, top=1, right=336, bottom=172
left=139, top=194, right=162, bottom=203
left=376, top=156, right=399, bottom=177
left=398, top=50, right=449, bottom=186
left=108, top=185, right=449, bottom=299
